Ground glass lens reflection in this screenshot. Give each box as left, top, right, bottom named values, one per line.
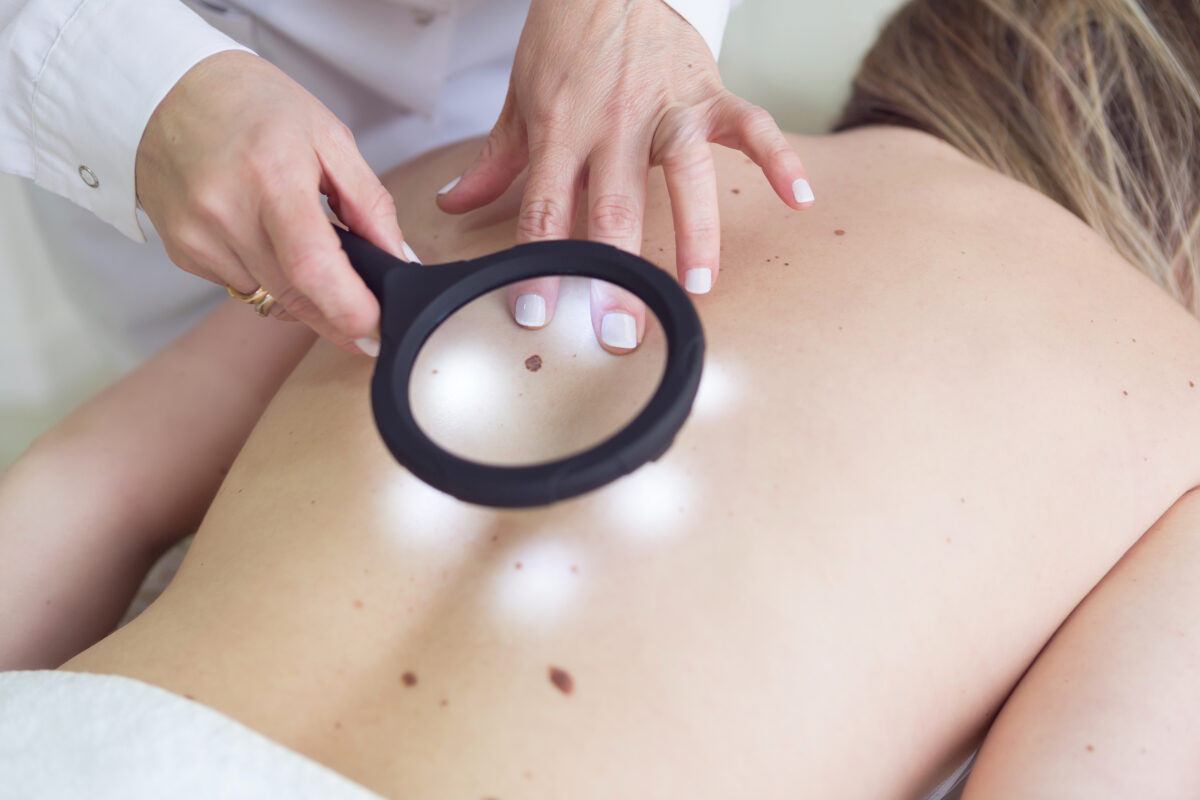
left=409, top=276, right=666, bottom=466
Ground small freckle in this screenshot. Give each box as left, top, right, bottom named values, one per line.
left=184, top=694, right=196, bottom=701
left=491, top=534, right=499, bottom=542
left=432, top=369, right=438, bottom=375
left=401, top=671, right=418, bottom=687
left=440, top=698, right=449, bottom=707
left=1191, top=381, right=1195, bottom=388
left=310, top=499, right=316, bottom=505
left=834, top=229, right=845, bottom=236
left=353, top=599, right=364, bottom=609
left=334, top=721, right=342, bottom=729
left=687, top=63, right=693, bottom=68
left=571, top=565, right=579, bottom=573
left=1132, top=338, right=1137, bottom=343
left=1086, top=744, right=1095, bottom=753
left=363, top=568, right=370, bottom=575
left=548, top=666, right=574, bottom=695
left=961, top=250, right=967, bottom=255
left=515, top=561, right=523, bottom=570
left=945, top=537, right=952, bottom=544
left=1123, top=390, right=1129, bottom=396
left=838, top=325, right=843, bottom=331
left=658, top=246, right=664, bottom=252
left=731, top=188, right=740, bottom=194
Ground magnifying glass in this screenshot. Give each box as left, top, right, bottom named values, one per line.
left=334, top=225, right=705, bottom=508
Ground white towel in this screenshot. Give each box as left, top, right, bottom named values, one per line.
left=0, top=669, right=975, bottom=799
left=0, top=670, right=385, bottom=800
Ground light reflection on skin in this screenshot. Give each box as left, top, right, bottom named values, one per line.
left=691, top=357, right=739, bottom=420
left=409, top=340, right=504, bottom=450
left=490, top=538, right=584, bottom=628
left=385, top=277, right=714, bottom=629
left=383, top=473, right=493, bottom=546
left=601, top=461, right=693, bottom=542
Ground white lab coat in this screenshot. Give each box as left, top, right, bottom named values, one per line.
left=0, top=0, right=736, bottom=353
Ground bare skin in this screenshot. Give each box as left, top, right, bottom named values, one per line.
left=61, top=127, right=1200, bottom=799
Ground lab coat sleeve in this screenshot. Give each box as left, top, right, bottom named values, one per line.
left=0, top=0, right=254, bottom=242
left=657, top=0, right=742, bottom=61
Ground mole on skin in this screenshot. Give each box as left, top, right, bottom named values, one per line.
left=525, top=354, right=542, bottom=372
left=548, top=666, right=574, bottom=695
left=834, top=229, right=846, bottom=236
left=401, top=671, right=418, bottom=687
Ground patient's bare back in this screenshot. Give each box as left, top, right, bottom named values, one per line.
left=63, top=128, right=1200, bottom=800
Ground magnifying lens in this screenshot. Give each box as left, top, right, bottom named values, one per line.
left=334, top=225, right=705, bottom=508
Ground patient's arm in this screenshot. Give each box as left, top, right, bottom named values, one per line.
left=964, top=487, right=1200, bottom=799
left=0, top=301, right=314, bottom=669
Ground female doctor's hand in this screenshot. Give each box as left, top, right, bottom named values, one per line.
left=135, top=51, right=414, bottom=355
left=436, top=0, right=813, bottom=353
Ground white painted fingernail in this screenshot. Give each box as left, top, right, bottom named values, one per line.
left=401, top=241, right=421, bottom=264
left=437, top=176, right=461, bottom=196
left=793, top=178, right=815, bottom=205
left=600, top=312, right=638, bottom=350
left=514, top=294, right=547, bottom=327
left=684, top=268, right=712, bottom=294
left=355, top=337, right=381, bottom=358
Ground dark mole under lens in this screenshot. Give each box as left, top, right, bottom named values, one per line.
left=525, top=354, right=542, bottom=372
left=549, top=666, right=574, bottom=695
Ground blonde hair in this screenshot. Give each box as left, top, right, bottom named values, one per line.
left=838, top=0, right=1200, bottom=312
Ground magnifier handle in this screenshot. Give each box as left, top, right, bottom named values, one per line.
left=332, top=224, right=408, bottom=299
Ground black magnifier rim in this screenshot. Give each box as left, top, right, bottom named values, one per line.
left=335, top=227, right=704, bottom=508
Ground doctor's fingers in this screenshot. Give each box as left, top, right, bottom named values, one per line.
left=585, top=146, right=650, bottom=353
left=436, top=91, right=529, bottom=214
left=163, top=227, right=261, bottom=304
left=507, top=277, right=561, bottom=330
left=651, top=106, right=721, bottom=292
left=258, top=186, right=382, bottom=353
left=709, top=91, right=814, bottom=210
left=499, top=142, right=581, bottom=341
left=315, top=125, right=409, bottom=260
left=590, top=279, right=646, bottom=355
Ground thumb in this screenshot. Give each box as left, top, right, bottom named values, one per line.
left=436, top=91, right=529, bottom=214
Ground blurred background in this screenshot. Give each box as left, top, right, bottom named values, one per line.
left=0, top=0, right=906, bottom=469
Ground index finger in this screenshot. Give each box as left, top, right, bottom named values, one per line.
left=260, top=180, right=380, bottom=342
